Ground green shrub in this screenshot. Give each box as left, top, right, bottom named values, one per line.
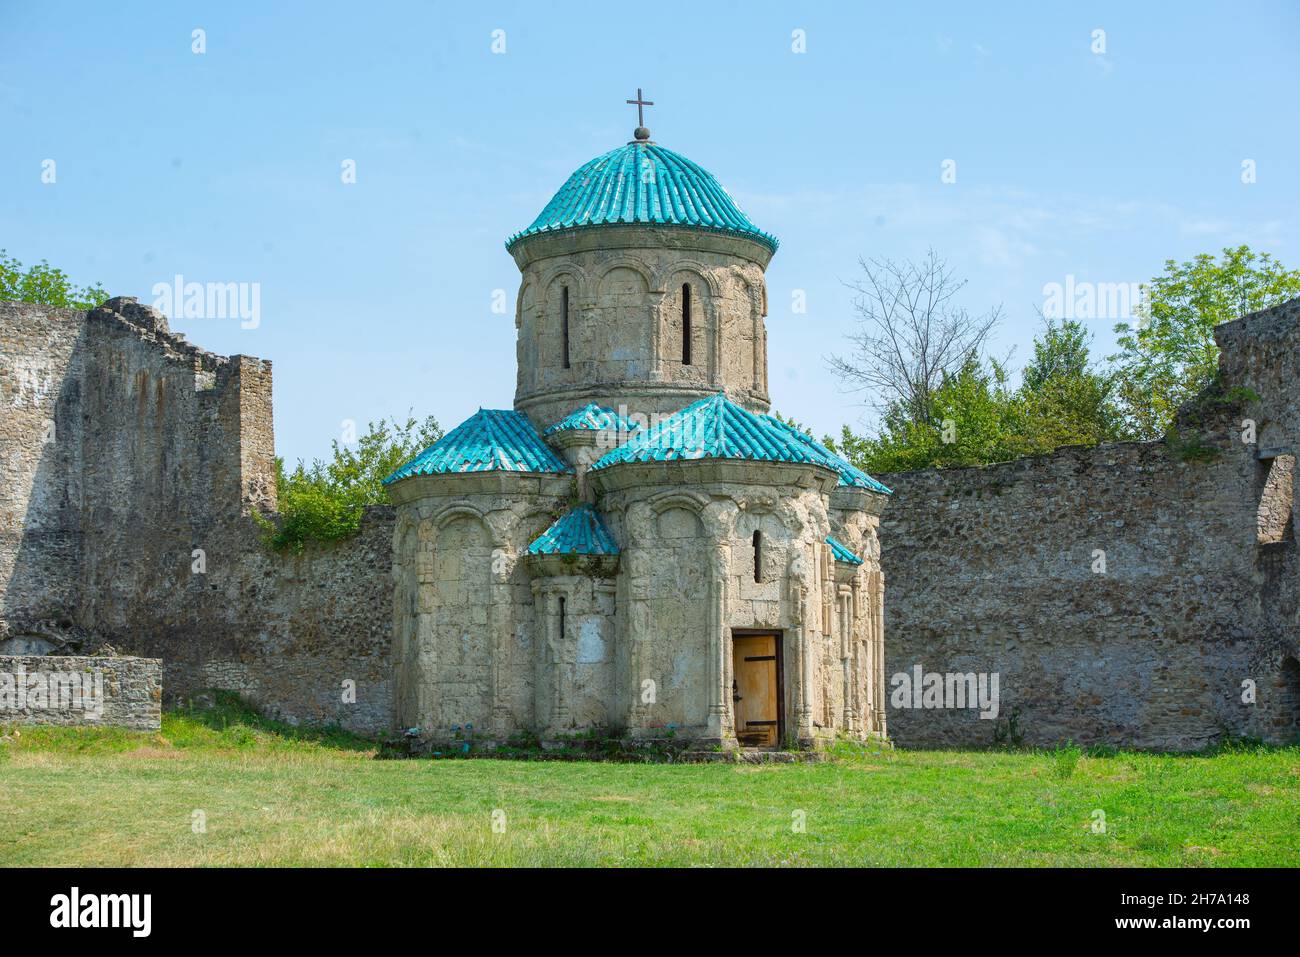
left=259, top=413, right=441, bottom=551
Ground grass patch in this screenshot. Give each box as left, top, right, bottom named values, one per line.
left=2, top=706, right=1298, bottom=867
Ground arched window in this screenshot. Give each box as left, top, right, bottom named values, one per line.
left=561, top=285, right=571, bottom=369
left=752, top=530, right=762, bottom=582
left=681, top=283, right=692, bottom=365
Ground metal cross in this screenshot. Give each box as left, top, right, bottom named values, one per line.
left=625, top=88, right=654, bottom=128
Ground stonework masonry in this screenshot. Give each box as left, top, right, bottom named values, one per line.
left=0, top=298, right=393, bottom=734
left=511, top=226, right=773, bottom=428
left=879, top=298, right=1300, bottom=750
left=0, top=654, right=162, bottom=731
left=2, top=291, right=1297, bottom=748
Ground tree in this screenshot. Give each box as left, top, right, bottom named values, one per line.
left=262, top=413, right=443, bottom=551
left=826, top=355, right=1028, bottom=474
left=1111, top=245, right=1300, bottom=439
left=826, top=318, right=1125, bottom=474
left=0, top=249, right=109, bottom=310
left=1019, top=316, right=1125, bottom=449
left=828, top=249, right=1003, bottom=425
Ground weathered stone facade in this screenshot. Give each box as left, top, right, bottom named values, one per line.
left=0, top=654, right=162, bottom=731
left=511, top=227, right=773, bottom=427
left=0, top=298, right=394, bottom=734
left=879, top=298, right=1300, bottom=750
left=387, top=194, right=889, bottom=747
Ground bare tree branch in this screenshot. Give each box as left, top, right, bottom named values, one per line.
left=827, top=249, right=1003, bottom=425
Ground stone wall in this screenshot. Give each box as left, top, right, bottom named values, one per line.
left=877, top=297, right=1300, bottom=750
left=0, top=299, right=395, bottom=735
left=0, top=654, right=162, bottom=731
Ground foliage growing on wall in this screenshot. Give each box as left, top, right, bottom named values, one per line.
left=260, top=413, right=443, bottom=551
left=1111, top=245, right=1300, bottom=440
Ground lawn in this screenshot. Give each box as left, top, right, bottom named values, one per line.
left=2, top=702, right=1297, bottom=867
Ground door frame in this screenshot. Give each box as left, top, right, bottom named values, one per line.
left=730, top=628, right=785, bottom=745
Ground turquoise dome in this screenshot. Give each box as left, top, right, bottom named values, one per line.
left=506, top=141, right=777, bottom=253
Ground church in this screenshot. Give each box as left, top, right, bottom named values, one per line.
left=382, top=96, right=892, bottom=749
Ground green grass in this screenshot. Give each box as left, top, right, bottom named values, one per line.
left=2, top=703, right=1297, bottom=867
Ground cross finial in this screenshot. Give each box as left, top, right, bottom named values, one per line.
left=626, top=88, right=654, bottom=141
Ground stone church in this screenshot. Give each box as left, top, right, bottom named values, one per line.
left=4, top=101, right=1295, bottom=751
left=382, top=112, right=892, bottom=748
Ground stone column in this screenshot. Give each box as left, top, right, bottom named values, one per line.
left=790, top=544, right=816, bottom=742
left=649, top=301, right=663, bottom=380
left=622, top=504, right=654, bottom=734
left=488, top=546, right=513, bottom=738
left=872, top=570, right=887, bottom=736
left=838, top=585, right=855, bottom=732
left=706, top=540, right=730, bottom=741
left=710, top=299, right=722, bottom=388
left=854, top=569, right=870, bottom=735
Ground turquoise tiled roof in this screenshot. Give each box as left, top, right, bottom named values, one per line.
left=826, top=535, right=864, bottom=566
left=589, top=393, right=838, bottom=472
left=528, top=504, right=619, bottom=556
left=383, top=409, right=572, bottom=484
left=543, top=403, right=641, bottom=437
left=506, top=142, right=777, bottom=253
left=762, top=416, right=893, bottom=495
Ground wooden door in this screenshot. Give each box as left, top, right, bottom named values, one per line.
left=732, top=632, right=781, bottom=747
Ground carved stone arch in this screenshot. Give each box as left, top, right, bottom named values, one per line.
left=515, top=277, right=537, bottom=329
left=394, top=511, right=417, bottom=545
left=538, top=263, right=590, bottom=302
left=431, top=503, right=502, bottom=546
left=646, top=488, right=711, bottom=515
left=659, top=263, right=722, bottom=381
left=656, top=259, right=722, bottom=299
left=519, top=504, right=561, bottom=546
left=772, top=498, right=814, bottom=538
left=596, top=256, right=657, bottom=294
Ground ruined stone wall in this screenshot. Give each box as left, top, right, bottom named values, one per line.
left=876, top=297, right=1300, bottom=750
left=0, top=299, right=395, bottom=735
left=1, top=302, right=88, bottom=637
left=0, top=654, right=162, bottom=731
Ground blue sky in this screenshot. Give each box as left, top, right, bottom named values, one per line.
left=4, top=1, right=1297, bottom=465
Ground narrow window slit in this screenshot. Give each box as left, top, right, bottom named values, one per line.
left=681, top=283, right=692, bottom=366
left=561, top=285, right=571, bottom=369
left=753, top=530, right=762, bottom=582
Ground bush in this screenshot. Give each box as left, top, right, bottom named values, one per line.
left=259, top=413, right=442, bottom=551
